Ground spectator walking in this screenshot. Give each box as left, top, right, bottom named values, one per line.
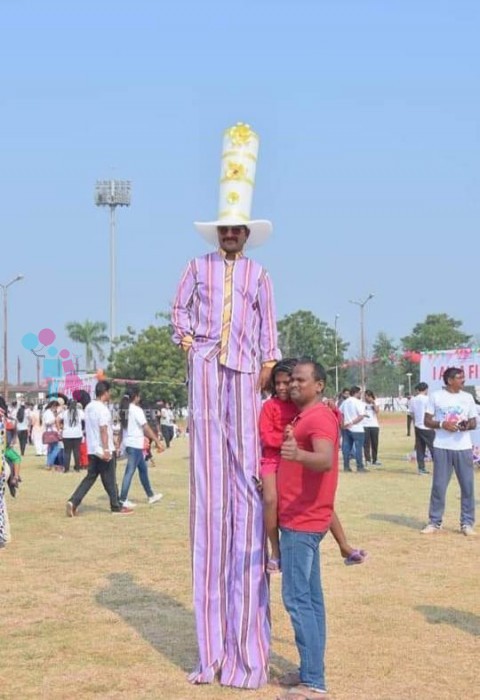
left=30, top=404, right=45, bottom=456
left=406, top=393, right=413, bottom=436
left=363, top=389, right=381, bottom=466
left=43, top=400, right=62, bottom=471
left=160, top=402, right=175, bottom=448
left=410, top=382, right=434, bottom=475
left=66, top=381, right=132, bottom=516
left=339, top=386, right=368, bottom=472
left=61, top=399, right=84, bottom=472
left=118, top=389, right=164, bottom=507
left=16, top=403, right=29, bottom=456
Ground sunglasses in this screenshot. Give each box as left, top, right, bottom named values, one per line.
left=218, top=226, right=245, bottom=235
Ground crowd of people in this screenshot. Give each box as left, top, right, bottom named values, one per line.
left=2, top=123, right=478, bottom=699
left=0, top=389, right=182, bottom=547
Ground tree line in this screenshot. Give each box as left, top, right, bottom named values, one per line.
left=64, top=312, right=473, bottom=406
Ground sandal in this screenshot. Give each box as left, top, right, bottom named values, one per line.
left=276, top=684, right=330, bottom=699
left=275, top=670, right=301, bottom=687
left=266, top=557, right=281, bottom=574
left=344, top=549, right=368, bottom=566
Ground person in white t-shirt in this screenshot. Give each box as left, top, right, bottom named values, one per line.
left=66, top=382, right=132, bottom=516
left=363, top=390, right=381, bottom=466
left=160, top=403, right=175, bottom=447
left=61, top=399, right=85, bottom=472
left=421, top=368, right=477, bottom=536
left=409, top=382, right=434, bottom=475
left=339, top=386, right=368, bottom=472
left=119, top=388, right=164, bottom=507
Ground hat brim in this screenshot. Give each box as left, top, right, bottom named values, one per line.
left=194, top=219, right=272, bottom=248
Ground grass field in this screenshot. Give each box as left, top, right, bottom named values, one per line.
left=1, top=413, right=479, bottom=700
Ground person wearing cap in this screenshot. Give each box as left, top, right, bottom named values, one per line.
left=171, top=123, right=280, bottom=689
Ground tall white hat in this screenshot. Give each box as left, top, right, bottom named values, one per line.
left=194, top=122, right=272, bottom=248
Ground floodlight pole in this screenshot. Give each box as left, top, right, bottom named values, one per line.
left=1, top=274, right=24, bottom=400
left=110, top=204, right=116, bottom=345
left=349, top=293, right=374, bottom=391
left=406, top=372, right=412, bottom=395
left=334, top=314, right=340, bottom=395
left=95, top=180, right=131, bottom=349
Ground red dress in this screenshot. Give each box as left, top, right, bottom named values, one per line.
left=259, top=397, right=298, bottom=477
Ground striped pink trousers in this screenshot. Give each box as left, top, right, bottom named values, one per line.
left=187, top=353, right=270, bottom=688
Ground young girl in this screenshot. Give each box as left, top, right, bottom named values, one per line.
left=259, top=359, right=367, bottom=573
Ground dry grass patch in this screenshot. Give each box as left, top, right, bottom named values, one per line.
left=1, top=417, right=479, bottom=699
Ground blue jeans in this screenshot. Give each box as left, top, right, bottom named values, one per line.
left=47, top=442, right=61, bottom=467
left=120, top=447, right=154, bottom=502
left=280, top=528, right=327, bottom=692
left=342, top=430, right=365, bottom=471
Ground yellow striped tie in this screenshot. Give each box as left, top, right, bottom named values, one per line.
left=219, top=262, right=234, bottom=364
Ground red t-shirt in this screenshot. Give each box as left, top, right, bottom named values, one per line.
left=259, top=397, right=299, bottom=459
left=277, top=402, right=339, bottom=533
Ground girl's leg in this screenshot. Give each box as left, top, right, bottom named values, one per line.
left=72, top=438, right=82, bottom=470
left=63, top=438, right=73, bottom=472
left=329, top=511, right=352, bottom=558
left=364, top=428, right=372, bottom=463
left=330, top=511, right=367, bottom=564
left=119, top=447, right=140, bottom=502
left=137, top=453, right=155, bottom=498
left=371, top=428, right=379, bottom=463
left=262, top=473, right=280, bottom=565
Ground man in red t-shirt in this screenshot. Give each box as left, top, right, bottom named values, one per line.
left=277, top=359, right=339, bottom=698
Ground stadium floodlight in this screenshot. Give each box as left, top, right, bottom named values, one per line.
left=95, top=180, right=132, bottom=346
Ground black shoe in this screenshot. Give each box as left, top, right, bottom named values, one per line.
left=357, top=468, right=370, bottom=473
left=418, top=468, right=430, bottom=475
left=344, top=467, right=353, bottom=472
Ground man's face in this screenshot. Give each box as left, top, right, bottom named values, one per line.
left=447, top=372, right=465, bottom=392
left=289, top=364, right=324, bottom=407
left=217, top=225, right=249, bottom=255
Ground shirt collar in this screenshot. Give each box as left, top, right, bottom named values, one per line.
left=217, top=248, right=244, bottom=261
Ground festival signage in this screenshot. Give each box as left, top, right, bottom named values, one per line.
left=420, top=349, right=480, bottom=390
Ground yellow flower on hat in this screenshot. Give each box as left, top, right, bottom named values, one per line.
left=227, top=191, right=240, bottom=204
left=228, top=123, right=254, bottom=146
left=225, top=162, right=245, bottom=180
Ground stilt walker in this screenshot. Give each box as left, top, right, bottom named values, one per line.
left=172, top=123, right=280, bottom=689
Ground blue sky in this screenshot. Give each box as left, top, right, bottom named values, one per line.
left=1, top=0, right=479, bottom=380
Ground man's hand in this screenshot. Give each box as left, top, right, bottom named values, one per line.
left=257, top=365, right=273, bottom=392
left=281, top=430, right=299, bottom=462
left=442, top=420, right=461, bottom=433
left=180, top=334, right=193, bottom=352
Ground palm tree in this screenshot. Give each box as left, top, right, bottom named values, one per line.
left=65, top=320, right=109, bottom=371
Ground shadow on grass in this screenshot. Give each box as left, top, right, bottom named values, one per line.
left=96, top=572, right=294, bottom=677
left=96, top=572, right=197, bottom=673
left=416, top=605, right=480, bottom=637
left=368, top=513, right=424, bottom=530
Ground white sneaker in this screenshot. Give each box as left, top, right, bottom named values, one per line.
left=121, top=499, right=136, bottom=508
left=461, top=525, right=476, bottom=536
left=421, top=523, right=442, bottom=534
left=148, top=493, right=163, bottom=505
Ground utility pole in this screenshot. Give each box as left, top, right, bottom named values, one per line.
left=349, top=293, right=374, bottom=391
left=1, top=274, right=24, bottom=400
